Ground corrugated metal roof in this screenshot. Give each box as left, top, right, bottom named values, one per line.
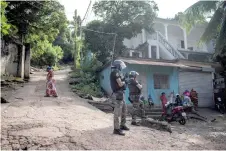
left=121, top=58, right=191, bottom=68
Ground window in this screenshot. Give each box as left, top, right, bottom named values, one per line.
left=188, top=47, right=193, bottom=51
left=101, top=75, right=104, bottom=80
left=132, top=52, right=140, bottom=58
left=153, top=74, right=169, bottom=89
left=181, top=40, right=185, bottom=49
left=151, top=46, right=157, bottom=59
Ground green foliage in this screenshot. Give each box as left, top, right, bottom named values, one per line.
left=81, top=57, right=103, bottom=72
left=70, top=58, right=104, bottom=98
left=180, top=0, right=226, bottom=69
left=85, top=1, right=158, bottom=63
left=0, top=1, right=17, bottom=36
left=71, top=9, right=83, bottom=69
left=31, top=40, right=63, bottom=66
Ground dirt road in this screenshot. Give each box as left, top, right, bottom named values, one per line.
left=1, top=69, right=226, bottom=150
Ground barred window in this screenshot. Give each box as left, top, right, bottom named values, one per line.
left=154, top=74, right=169, bottom=89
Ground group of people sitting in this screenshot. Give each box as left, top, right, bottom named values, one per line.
left=160, top=89, right=198, bottom=114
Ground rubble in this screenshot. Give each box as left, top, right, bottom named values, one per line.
left=141, top=118, right=172, bottom=133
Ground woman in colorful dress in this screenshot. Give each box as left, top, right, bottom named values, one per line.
left=160, top=92, right=167, bottom=114
left=45, top=66, right=58, bottom=97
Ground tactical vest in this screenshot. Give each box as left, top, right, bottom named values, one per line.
left=110, top=69, right=122, bottom=92
left=128, top=78, right=141, bottom=95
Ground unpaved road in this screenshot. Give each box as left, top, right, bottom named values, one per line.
left=1, top=69, right=226, bottom=150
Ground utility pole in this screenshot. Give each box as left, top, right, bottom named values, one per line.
left=111, top=34, right=117, bottom=62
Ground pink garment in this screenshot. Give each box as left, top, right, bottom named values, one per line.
left=46, top=70, right=58, bottom=97
left=160, top=95, right=167, bottom=114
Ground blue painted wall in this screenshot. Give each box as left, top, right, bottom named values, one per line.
left=99, top=64, right=179, bottom=105
left=99, top=65, right=112, bottom=95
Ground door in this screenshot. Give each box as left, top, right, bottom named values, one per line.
left=151, top=46, right=157, bottom=59
left=181, top=40, right=185, bottom=49
left=179, top=71, right=214, bottom=107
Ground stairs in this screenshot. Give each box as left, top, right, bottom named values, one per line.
left=145, top=106, right=162, bottom=120
left=155, top=31, right=185, bottom=60
left=89, top=101, right=163, bottom=120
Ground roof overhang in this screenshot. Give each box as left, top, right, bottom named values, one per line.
left=119, top=57, right=200, bottom=70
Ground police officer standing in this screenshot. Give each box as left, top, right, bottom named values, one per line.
left=110, top=60, right=129, bottom=136
left=128, top=71, right=146, bottom=126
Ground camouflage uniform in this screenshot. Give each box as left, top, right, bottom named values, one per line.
left=128, top=78, right=146, bottom=123
left=130, top=95, right=145, bottom=123
left=111, top=91, right=127, bottom=129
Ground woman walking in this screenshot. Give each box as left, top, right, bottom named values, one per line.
left=45, top=66, right=58, bottom=97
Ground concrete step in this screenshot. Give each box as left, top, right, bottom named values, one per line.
left=145, top=112, right=162, bottom=115
left=147, top=115, right=162, bottom=120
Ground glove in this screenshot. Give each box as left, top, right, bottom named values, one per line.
left=124, top=72, right=129, bottom=79
left=128, top=97, right=133, bottom=103
left=125, top=79, right=129, bottom=84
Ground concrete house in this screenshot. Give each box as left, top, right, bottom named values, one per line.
left=123, top=17, right=214, bottom=61
left=98, top=18, right=220, bottom=108
left=99, top=57, right=219, bottom=107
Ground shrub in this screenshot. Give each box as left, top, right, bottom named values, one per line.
left=70, top=57, right=104, bottom=98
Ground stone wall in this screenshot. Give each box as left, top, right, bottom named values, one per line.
left=1, top=39, right=20, bottom=76
left=1, top=38, right=30, bottom=79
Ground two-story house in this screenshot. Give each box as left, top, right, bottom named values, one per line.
left=123, top=17, right=214, bottom=61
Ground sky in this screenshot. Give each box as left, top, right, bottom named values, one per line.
left=59, top=0, right=199, bottom=25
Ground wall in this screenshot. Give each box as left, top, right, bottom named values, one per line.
left=99, top=64, right=179, bottom=105
left=125, top=64, right=179, bottom=106
left=123, top=33, right=143, bottom=49
left=1, top=39, right=30, bottom=79
left=1, top=40, right=19, bottom=76
left=123, top=21, right=214, bottom=53
left=99, top=65, right=112, bottom=95
left=187, top=26, right=208, bottom=52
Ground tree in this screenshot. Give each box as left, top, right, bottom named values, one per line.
left=71, top=9, right=82, bottom=68
left=179, top=1, right=226, bottom=69
left=31, top=40, right=63, bottom=67
left=85, top=1, right=158, bottom=63
left=3, top=0, right=67, bottom=67
left=84, top=20, right=122, bottom=63
left=53, top=27, right=74, bottom=63
left=0, top=1, right=17, bottom=36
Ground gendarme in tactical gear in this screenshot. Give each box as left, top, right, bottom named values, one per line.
left=128, top=71, right=141, bottom=95
left=128, top=71, right=146, bottom=126
left=110, top=60, right=129, bottom=136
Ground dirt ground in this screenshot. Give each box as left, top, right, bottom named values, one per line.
left=1, top=68, right=226, bottom=150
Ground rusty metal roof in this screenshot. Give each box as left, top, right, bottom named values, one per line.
left=121, top=58, right=191, bottom=68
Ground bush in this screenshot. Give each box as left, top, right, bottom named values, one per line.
left=70, top=58, right=104, bottom=98
left=31, top=40, right=63, bottom=67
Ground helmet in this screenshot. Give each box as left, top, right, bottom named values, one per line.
left=47, top=66, right=52, bottom=71
left=140, top=96, right=145, bottom=100
left=129, top=71, right=139, bottom=78
left=111, top=60, right=126, bottom=71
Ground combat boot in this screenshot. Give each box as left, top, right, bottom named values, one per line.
left=120, top=125, right=130, bottom=131
left=131, top=121, right=140, bottom=126
left=113, top=129, right=125, bottom=136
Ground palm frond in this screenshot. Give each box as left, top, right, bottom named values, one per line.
left=185, top=1, right=218, bottom=15
left=199, top=7, right=224, bottom=43
left=180, top=1, right=219, bottom=32
left=214, top=11, right=226, bottom=58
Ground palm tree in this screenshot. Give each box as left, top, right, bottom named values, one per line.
left=180, top=1, right=226, bottom=69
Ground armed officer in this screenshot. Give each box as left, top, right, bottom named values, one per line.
left=128, top=71, right=146, bottom=126
left=110, top=60, right=129, bottom=136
